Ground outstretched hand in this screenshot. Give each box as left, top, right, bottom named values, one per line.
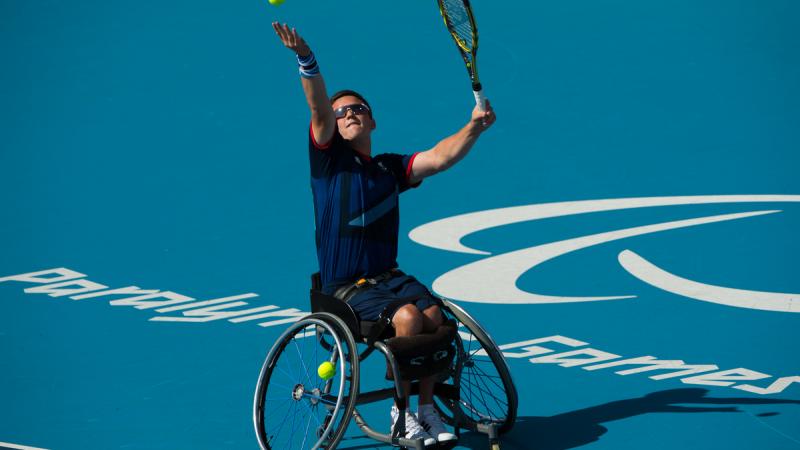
left=472, top=99, right=496, bottom=130
left=272, top=22, right=311, bottom=57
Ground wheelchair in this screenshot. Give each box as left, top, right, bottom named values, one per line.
left=253, top=273, right=518, bottom=450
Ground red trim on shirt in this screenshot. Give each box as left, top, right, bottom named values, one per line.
left=310, top=123, right=332, bottom=150
left=406, top=152, right=422, bottom=188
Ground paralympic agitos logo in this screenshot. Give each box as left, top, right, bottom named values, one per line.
left=409, top=195, right=800, bottom=313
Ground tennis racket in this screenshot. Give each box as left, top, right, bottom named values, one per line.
left=437, top=0, right=486, bottom=111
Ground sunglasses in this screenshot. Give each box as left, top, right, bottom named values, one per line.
left=334, top=103, right=371, bottom=119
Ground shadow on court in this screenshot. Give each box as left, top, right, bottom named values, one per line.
left=455, top=388, right=800, bottom=450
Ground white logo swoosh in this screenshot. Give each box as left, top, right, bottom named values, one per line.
left=409, top=195, right=800, bottom=255
left=618, top=250, right=800, bottom=313
left=409, top=195, right=800, bottom=311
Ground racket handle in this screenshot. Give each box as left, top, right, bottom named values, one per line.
left=473, top=88, right=487, bottom=111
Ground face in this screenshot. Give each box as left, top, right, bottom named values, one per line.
left=331, top=95, right=375, bottom=141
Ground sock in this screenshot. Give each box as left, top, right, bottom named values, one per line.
left=418, top=403, right=434, bottom=415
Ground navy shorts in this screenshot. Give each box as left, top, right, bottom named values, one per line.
left=347, top=274, right=441, bottom=322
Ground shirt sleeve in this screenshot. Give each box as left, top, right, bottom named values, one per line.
left=376, top=152, right=423, bottom=193
left=308, top=123, right=343, bottom=178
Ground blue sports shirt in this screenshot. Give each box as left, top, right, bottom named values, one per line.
left=308, top=125, right=420, bottom=293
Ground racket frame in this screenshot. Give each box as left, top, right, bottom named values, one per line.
left=438, top=0, right=486, bottom=110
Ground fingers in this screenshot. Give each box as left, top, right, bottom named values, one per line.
left=272, top=21, right=286, bottom=40
left=478, top=99, right=496, bottom=129
left=283, top=24, right=295, bottom=47
left=272, top=21, right=289, bottom=45
left=484, top=102, right=496, bottom=125
left=272, top=22, right=300, bottom=49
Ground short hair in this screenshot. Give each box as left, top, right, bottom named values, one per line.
left=330, top=89, right=371, bottom=113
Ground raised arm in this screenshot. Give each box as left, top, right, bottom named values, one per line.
left=408, top=100, right=496, bottom=184
left=272, top=22, right=336, bottom=146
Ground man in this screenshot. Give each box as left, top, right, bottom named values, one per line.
left=273, top=22, right=496, bottom=446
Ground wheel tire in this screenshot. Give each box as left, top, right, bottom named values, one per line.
left=436, top=299, right=518, bottom=435
left=253, top=313, right=360, bottom=449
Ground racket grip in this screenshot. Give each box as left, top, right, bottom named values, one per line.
left=473, top=88, right=487, bottom=111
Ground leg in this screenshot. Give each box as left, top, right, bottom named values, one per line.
left=391, top=304, right=425, bottom=405
left=389, top=304, right=438, bottom=446
left=420, top=304, right=444, bottom=333
left=419, top=375, right=436, bottom=405
left=393, top=303, right=425, bottom=337
left=418, top=304, right=458, bottom=444
left=419, top=305, right=444, bottom=403
left=418, top=375, right=458, bottom=445
left=391, top=304, right=444, bottom=404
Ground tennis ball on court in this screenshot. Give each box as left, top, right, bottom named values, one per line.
left=268, top=0, right=284, bottom=5
left=317, top=361, right=336, bottom=380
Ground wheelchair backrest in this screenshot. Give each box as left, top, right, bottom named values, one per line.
left=309, top=272, right=361, bottom=339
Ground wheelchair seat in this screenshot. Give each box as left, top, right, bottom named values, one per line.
left=309, top=272, right=396, bottom=343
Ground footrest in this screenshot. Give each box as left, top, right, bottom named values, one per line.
left=392, top=436, right=428, bottom=450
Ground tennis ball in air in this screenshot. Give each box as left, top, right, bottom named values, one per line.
left=268, top=0, right=284, bottom=5
left=317, top=361, right=336, bottom=380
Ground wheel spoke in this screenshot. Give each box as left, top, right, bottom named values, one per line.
left=470, top=363, right=492, bottom=420
left=473, top=360, right=506, bottom=400
left=461, top=375, right=507, bottom=420
left=269, top=397, right=297, bottom=447
left=256, top=315, right=359, bottom=450
left=292, top=335, right=315, bottom=388
left=467, top=366, right=504, bottom=395
left=300, top=403, right=313, bottom=449
left=275, top=361, right=298, bottom=384
left=465, top=358, right=477, bottom=420
left=470, top=360, right=507, bottom=394
left=263, top=396, right=294, bottom=420
left=459, top=384, right=497, bottom=420
left=446, top=304, right=516, bottom=430
left=289, top=397, right=302, bottom=450
left=266, top=381, right=295, bottom=392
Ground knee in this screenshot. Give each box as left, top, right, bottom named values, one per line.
left=422, top=305, right=444, bottom=330
left=392, top=304, right=424, bottom=336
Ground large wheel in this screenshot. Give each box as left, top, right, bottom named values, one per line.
left=253, top=313, right=359, bottom=449
left=436, top=299, right=518, bottom=435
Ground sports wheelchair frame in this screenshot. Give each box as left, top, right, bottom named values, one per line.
left=253, top=274, right=518, bottom=449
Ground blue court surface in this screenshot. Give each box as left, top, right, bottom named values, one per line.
left=2, top=1, right=799, bottom=449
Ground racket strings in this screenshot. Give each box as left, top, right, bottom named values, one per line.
left=441, top=0, right=475, bottom=50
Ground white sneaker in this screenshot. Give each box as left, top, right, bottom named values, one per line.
left=418, top=403, right=458, bottom=444
left=391, top=405, right=437, bottom=447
